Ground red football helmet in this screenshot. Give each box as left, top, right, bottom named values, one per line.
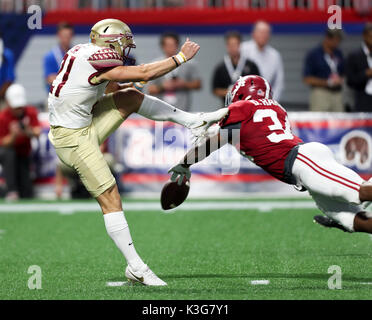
left=225, top=75, right=273, bottom=107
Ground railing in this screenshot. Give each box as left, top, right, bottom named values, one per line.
left=0, top=0, right=371, bottom=12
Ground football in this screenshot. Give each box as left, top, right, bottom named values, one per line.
left=160, top=176, right=190, bottom=210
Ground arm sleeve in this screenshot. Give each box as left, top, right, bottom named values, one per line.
left=88, top=48, right=124, bottom=72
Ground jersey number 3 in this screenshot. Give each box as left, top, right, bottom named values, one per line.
left=253, top=109, right=294, bottom=143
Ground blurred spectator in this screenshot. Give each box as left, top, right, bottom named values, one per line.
left=147, top=32, right=201, bottom=111
left=0, top=84, right=41, bottom=200
left=212, top=31, right=260, bottom=105
left=303, top=29, right=344, bottom=112
left=0, top=31, right=15, bottom=108
left=241, top=21, right=284, bottom=101
left=43, top=22, right=74, bottom=93
left=346, top=23, right=372, bottom=111
left=164, top=0, right=183, bottom=7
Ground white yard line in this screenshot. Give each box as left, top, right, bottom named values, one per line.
left=0, top=201, right=317, bottom=214
left=106, top=281, right=128, bottom=287
left=251, top=280, right=270, bottom=285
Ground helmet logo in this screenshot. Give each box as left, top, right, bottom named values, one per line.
left=231, top=76, right=246, bottom=100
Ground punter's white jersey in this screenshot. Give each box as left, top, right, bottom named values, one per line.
left=48, top=43, right=123, bottom=128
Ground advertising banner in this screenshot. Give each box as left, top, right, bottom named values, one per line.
left=23, top=112, right=372, bottom=197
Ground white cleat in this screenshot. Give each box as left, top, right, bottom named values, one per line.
left=125, top=264, right=167, bottom=286
left=189, top=108, right=229, bottom=145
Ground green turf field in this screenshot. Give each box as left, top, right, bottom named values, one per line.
left=0, top=198, right=372, bottom=300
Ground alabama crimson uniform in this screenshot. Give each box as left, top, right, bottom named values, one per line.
left=220, top=98, right=303, bottom=183
left=48, top=43, right=123, bottom=129
left=213, top=74, right=368, bottom=232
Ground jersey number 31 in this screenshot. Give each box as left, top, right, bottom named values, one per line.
left=253, top=109, right=294, bottom=143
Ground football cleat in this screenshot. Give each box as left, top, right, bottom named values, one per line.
left=313, top=215, right=350, bottom=233
left=189, top=108, right=228, bottom=145
left=125, top=264, right=167, bottom=286
left=293, top=184, right=307, bottom=192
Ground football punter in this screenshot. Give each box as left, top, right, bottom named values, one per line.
left=169, top=75, right=372, bottom=235
left=48, top=19, right=228, bottom=286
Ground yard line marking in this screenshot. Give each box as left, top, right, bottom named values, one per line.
left=359, top=282, right=372, bottom=285
left=251, top=280, right=270, bottom=285
left=0, top=201, right=317, bottom=214
left=106, top=281, right=127, bottom=287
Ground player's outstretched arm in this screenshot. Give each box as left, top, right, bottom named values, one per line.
left=97, top=38, right=200, bottom=83
left=169, top=130, right=229, bottom=185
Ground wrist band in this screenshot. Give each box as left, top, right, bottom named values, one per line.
left=172, top=56, right=180, bottom=67
left=175, top=51, right=187, bottom=65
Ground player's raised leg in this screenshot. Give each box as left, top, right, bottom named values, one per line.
left=111, top=87, right=228, bottom=138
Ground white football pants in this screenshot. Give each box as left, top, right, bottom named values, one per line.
left=292, top=142, right=365, bottom=231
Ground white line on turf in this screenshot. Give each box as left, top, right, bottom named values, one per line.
left=0, top=201, right=317, bottom=214
left=358, top=282, right=372, bottom=285
left=106, top=281, right=127, bottom=287
left=251, top=280, right=270, bottom=285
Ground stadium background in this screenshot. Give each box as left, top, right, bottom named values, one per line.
left=2, top=0, right=372, bottom=302
left=0, top=0, right=372, bottom=198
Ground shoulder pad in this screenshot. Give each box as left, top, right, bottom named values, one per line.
left=87, top=48, right=123, bottom=71
left=219, top=100, right=252, bottom=127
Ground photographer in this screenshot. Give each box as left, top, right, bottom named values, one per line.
left=0, top=84, right=41, bottom=201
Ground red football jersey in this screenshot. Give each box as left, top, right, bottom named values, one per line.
left=219, top=99, right=303, bottom=182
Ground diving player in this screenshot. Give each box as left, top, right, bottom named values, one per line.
left=169, top=75, right=372, bottom=235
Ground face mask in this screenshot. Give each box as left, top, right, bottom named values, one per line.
left=0, top=39, right=3, bottom=68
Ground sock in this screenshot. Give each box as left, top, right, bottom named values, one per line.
left=104, top=211, right=145, bottom=270
left=334, top=212, right=355, bottom=232
left=137, top=94, right=197, bottom=128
